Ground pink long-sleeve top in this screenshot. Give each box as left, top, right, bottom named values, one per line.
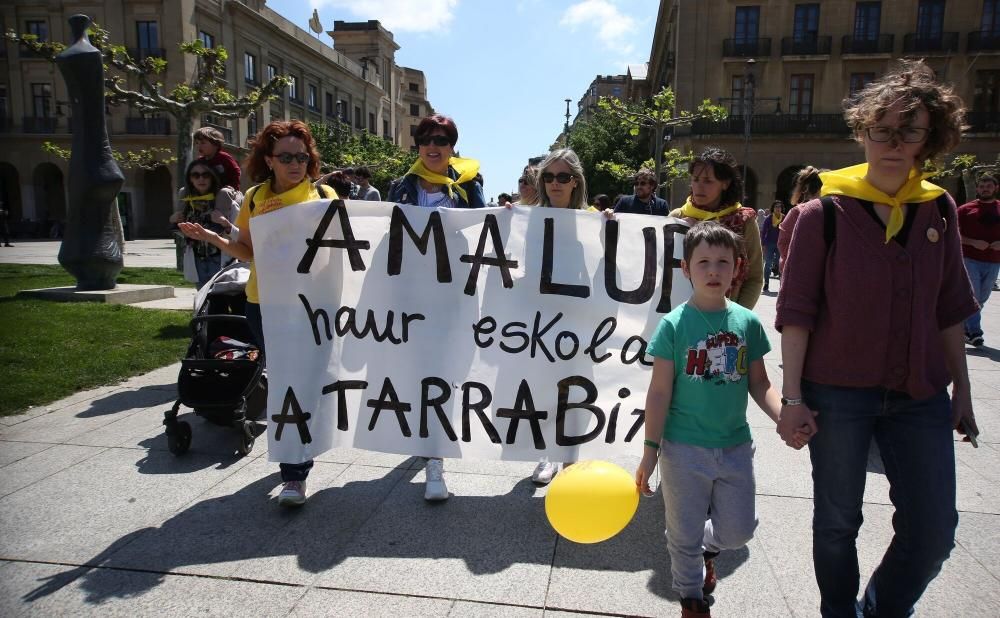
left=775, top=194, right=978, bottom=399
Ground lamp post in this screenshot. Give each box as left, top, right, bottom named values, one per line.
left=564, top=98, right=572, bottom=147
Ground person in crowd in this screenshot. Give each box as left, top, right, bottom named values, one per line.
left=958, top=172, right=999, bottom=347
left=513, top=166, right=540, bottom=206
left=498, top=193, right=513, bottom=206
left=319, top=170, right=353, bottom=198
left=637, top=221, right=810, bottom=618
left=613, top=168, right=670, bottom=215
left=775, top=60, right=979, bottom=618
left=536, top=148, right=588, bottom=210
left=759, top=200, right=783, bottom=292
left=170, top=161, right=241, bottom=288
left=588, top=194, right=612, bottom=212
left=670, top=147, right=764, bottom=309
left=342, top=167, right=361, bottom=198
left=355, top=166, right=381, bottom=201
left=0, top=198, right=12, bottom=247
left=386, top=113, right=484, bottom=501
left=178, top=120, right=337, bottom=508
left=193, top=126, right=241, bottom=191
left=777, top=166, right=825, bottom=271
left=387, top=114, right=485, bottom=212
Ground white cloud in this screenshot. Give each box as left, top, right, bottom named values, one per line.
left=560, top=0, right=637, bottom=54
left=311, top=0, right=459, bottom=33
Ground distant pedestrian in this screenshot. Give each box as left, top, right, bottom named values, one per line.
left=776, top=59, right=979, bottom=618
left=0, top=198, right=12, bottom=246
left=171, top=161, right=241, bottom=288
left=194, top=126, right=241, bottom=191
left=513, top=166, right=539, bottom=206
left=589, top=193, right=612, bottom=212
left=354, top=167, right=381, bottom=201
left=777, top=165, right=825, bottom=272
left=760, top=201, right=783, bottom=292
left=958, top=172, right=1000, bottom=347
left=498, top=192, right=512, bottom=206
left=342, top=167, right=361, bottom=198
left=613, top=168, right=670, bottom=215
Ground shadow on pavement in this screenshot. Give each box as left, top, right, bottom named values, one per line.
left=75, top=385, right=176, bottom=418
left=966, top=344, right=1000, bottom=362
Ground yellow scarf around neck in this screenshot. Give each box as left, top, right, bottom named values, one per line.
left=771, top=211, right=783, bottom=227
left=252, top=178, right=323, bottom=215
left=820, top=163, right=946, bottom=243
left=679, top=198, right=741, bottom=221
left=406, top=156, right=480, bottom=204
left=182, top=193, right=215, bottom=205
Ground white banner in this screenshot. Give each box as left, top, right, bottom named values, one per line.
left=252, top=201, right=691, bottom=463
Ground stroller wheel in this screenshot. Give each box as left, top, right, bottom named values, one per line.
left=167, top=421, right=192, bottom=455
left=237, top=420, right=256, bottom=456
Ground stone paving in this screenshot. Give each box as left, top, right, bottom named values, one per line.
left=1, top=242, right=998, bottom=616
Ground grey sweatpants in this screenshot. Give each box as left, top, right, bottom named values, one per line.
left=659, top=439, right=758, bottom=600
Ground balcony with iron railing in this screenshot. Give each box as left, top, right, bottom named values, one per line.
left=780, top=35, right=832, bottom=56
left=691, top=114, right=850, bottom=136
left=903, top=32, right=958, bottom=53
left=127, top=47, right=166, bottom=60
left=723, top=38, right=772, bottom=58
left=968, top=31, right=1000, bottom=52
left=22, top=116, right=59, bottom=133
left=842, top=34, right=894, bottom=55
left=125, top=116, right=170, bottom=135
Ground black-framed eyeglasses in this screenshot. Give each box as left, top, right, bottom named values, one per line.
left=866, top=126, right=930, bottom=144
left=541, top=172, right=575, bottom=184
left=189, top=171, right=212, bottom=179
left=273, top=152, right=310, bottom=164
left=415, top=135, right=450, bottom=147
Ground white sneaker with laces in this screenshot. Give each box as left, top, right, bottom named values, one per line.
left=278, top=480, right=307, bottom=507
left=531, top=458, right=559, bottom=485
left=424, top=458, right=449, bottom=501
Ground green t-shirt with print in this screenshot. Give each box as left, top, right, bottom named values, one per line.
left=646, top=301, right=770, bottom=448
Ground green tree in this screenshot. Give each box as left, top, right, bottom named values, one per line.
left=6, top=22, right=289, bottom=180
left=567, top=103, right=647, bottom=198
left=309, top=121, right=417, bottom=196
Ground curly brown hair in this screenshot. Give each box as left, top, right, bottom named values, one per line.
left=243, top=120, right=321, bottom=183
left=688, top=147, right=743, bottom=208
left=843, top=59, right=966, bottom=163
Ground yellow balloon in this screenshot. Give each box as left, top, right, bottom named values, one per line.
left=544, top=460, right=640, bottom=544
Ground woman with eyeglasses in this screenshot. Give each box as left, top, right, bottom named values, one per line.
left=387, top=114, right=485, bottom=210
left=513, top=166, right=539, bottom=206
left=670, top=147, right=764, bottom=309
left=178, top=120, right=336, bottom=509
left=171, top=160, right=241, bottom=289
left=536, top=149, right=588, bottom=210
left=776, top=60, right=978, bottom=617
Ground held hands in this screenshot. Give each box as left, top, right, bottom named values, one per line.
left=776, top=404, right=819, bottom=450
left=635, top=449, right=658, bottom=497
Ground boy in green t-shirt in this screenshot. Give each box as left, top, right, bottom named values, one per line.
left=635, top=222, right=813, bottom=618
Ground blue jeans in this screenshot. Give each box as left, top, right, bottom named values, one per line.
left=194, top=253, right=222, bottom=289
left=246, top=302, right=313, bottom=483
left=763, top=243, right=779, bottom=287
left=802, top=381, right=956, bottom=618
left=963, top=258, right=999, bottom=338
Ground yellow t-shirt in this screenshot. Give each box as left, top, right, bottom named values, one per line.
left=235, top=179, right=337, bottom=303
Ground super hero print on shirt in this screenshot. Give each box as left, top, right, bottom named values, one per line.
left=684, top=330, right=749, bottom=385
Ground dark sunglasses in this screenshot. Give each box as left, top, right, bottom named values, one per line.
left=541, top=172, right=575, bottom=184
left=189, top=171, right=212, bottom=179
left=273, top=152, right=310, bottom=164
left=415, top=135, right=451, bottom=147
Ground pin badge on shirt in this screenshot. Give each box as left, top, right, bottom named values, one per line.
left=926, top=227, right=940, bottom=243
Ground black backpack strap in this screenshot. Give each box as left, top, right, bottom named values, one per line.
left=245, top=184, right=261, bottom=214
left=934, top=193, right=951, bottom=233
left=820, top=195, right=837, bottom=250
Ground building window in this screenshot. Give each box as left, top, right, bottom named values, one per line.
left=339, top=99, right=349, bottom=123
left=612, top=86, right=622, bottom=97
left=916, top=0, right=945, bottom=40
left=730, top=75, right=745, bottom=115
left=267, top=64, right=277, bottom=81
left=288, top=76, right=298, bottom=102
left=734, top=6, right=760, bottom=42
left=793, top=4, right=820, bottom=42
left=590, top=86, right=597, bottom=96
left=244, top=52, right=257, bottom=84
left=0, top=85, right=7, bottom=124
left=409, top=82, right=419, bottom=92
left=369, top=112, right=376, bottom=133
left=982, top=0, right=1000, bottom=35
left=136, top=21, right=158, bottom=51
left=354, top=105, right=362, bottom=128
left=308, top=84, right=318, bottom=110
left=198, top=31, right=214, bottom=48
left=325, top=93, right=335, bottom=117
left=383, top=119, right=390, bottom=137
left=410, top=125, right=417, bottom=136
left=789, top=74, right=814, bottom=116
left=974, top=70, right=1000, bottom=112
left=854, top=2, right=881, bottom=40
left=849, top=72, right=876, bottom=95
left=31, top=83, right=52, bottom=117
left=25, top=20, right=47, bottom=41
left=409, top=103, right=420, bottom=116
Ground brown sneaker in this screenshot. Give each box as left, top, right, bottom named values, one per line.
left=703, top=554, right=717, bottom=595
left=680, top=597, right=711, bottom=617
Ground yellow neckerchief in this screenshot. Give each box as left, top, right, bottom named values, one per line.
left=679, top=198, right=741, bottom=221
left=251, top=178, right=328, bottom=215
left=771, top=210, right=783, bottom=227
left=820, top=163, right=946, bottom=243
left=181, top=192, right=215, bottom=211
left=406, top=156, right=480, bottom=204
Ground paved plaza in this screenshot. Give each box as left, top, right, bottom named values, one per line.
left=0, top=241, right=998, bottom=616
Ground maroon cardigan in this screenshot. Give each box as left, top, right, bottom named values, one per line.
left=775, top=194, right=978, bottom=399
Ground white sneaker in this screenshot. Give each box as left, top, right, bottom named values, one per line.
left=424, top=458, right=449, bottom=501
left=278, top=480, right=307, bottom=507
left=531, top=458, right=559, bottom=485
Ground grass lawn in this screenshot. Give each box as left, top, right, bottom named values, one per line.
left=0, top=264, right=193, bottom=416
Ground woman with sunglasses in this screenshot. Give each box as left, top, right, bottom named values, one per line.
left=171, top=160, right=241, bottom=289
left=536, top=149, right=588, bottom=210
left=178, top=120, right=336, bottom=508
left=776, top=60, right=978, bottom=617
left=387, top=114, right=485, bottom=209
left=513, top=166, right=539, bottom=206
left=669, top=147, right=764, bottom=309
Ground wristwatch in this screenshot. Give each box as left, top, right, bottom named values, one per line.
left=781, top=396, right=804, bottom=406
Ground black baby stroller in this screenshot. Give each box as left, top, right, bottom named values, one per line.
left=163, top=260, right=267, bottom=456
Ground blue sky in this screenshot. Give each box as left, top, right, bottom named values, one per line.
left=267, top=0, right=658, bottom=199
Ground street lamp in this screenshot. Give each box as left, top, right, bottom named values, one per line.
left=564, top=98, right=572, bottom=147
